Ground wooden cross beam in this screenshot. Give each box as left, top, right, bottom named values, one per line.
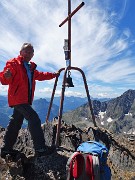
left=59, top=2, right=85, bottom=27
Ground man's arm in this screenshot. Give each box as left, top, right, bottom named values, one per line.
left=0, top=61, right=15, bottom=85
left=34, top=70, right=60, bottom=81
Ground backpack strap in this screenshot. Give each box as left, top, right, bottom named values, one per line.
left=86, top=154, right=94, bottom=180
left=71, top=153, right=84, bottom=179
left=66, top=152, right=84, bottom=180
left=92, top=155, right=100, bottom=180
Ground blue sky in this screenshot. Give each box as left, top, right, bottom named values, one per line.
left=0, top=0, right=135, bottom=99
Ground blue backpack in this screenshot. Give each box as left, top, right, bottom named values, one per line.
left=77, top=141, right=111, bottom=180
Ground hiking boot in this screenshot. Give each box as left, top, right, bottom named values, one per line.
left=1, top=148, right=20, bottom=159
left=35, top=146, right=56, bottom=157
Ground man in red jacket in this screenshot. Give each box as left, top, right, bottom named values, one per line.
left=0, top=43, right=59, bottom=158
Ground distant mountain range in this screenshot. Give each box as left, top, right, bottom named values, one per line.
left=45, top=96, right=111, bottom=112
left=62, top=89, right=135, bottom=135
left=0, top=96, right=59, bottom=128
left=45, top=96, right=88, bottom=112
left=0, top=95, right=13, bottom=128
left=0, top=95, right=89, bottom=128
left=0, top=95, right=110, bottom=128
left=0, top=90, right=135, bottom=136
left=32, top=98, right=59, bottom=122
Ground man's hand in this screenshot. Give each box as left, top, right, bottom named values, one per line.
left=4, top=69, right=12, bottom=79
left=54, top=71, right=60, bottom=77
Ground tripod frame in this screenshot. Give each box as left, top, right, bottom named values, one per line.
left=46, top=0, right=97, bottom=146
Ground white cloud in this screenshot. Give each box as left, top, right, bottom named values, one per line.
left=65, top=90, right=84, bottom=97
left=0, top=0, right=134, bottom=98
left=0, top=85, right=8, bottom=94
left=97, top=93, right=109, bottom=98
left=38, top=87, right=84, bottom=97
left=87, top=83, right=121, bottom=98
left=0, top=0, right=132, bottom=67
left=93, top=58, right=135, bottom=83
left=39, top=87, right=52, bottom=94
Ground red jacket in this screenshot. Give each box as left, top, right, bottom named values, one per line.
left=0, top=55, right=57, bottom=106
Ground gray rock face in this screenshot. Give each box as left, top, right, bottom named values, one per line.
left=63, top=89, right=135, bottom=135
left=0, top=122, right=135, bottom=180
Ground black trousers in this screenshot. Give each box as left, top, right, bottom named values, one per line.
left=4, top=104, right=45, bottom=151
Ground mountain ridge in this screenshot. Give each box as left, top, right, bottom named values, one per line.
left=62, top=89, right=135, bottom=135
left=0, top=89, right=135, bottom=135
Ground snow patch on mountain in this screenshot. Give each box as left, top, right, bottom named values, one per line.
left=98, top=111, right=106, bottom=119
left=107, top=117, right=113, bottom=123
left=125, top=112, right=132, bottom=116
left=101, top=121, right=104, bottom=125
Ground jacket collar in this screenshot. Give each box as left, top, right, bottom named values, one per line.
left=17, top=55, right=37, bottom=70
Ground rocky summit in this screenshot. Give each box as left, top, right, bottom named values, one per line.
left=0, top=121, right=135, bottom=180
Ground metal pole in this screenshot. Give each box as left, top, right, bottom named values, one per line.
left=71, top=67, right=97, bottom=127
left=68, top=0, right=71, bottom=67
left=55, top=67, right=69, bottom=147
left=46, top=68, right=65, bottom=122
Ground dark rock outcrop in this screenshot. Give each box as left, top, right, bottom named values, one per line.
left=0, top=121, right=135, bottom=180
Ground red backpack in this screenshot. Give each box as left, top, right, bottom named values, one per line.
left=66, top=151, right=98, bottom=180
